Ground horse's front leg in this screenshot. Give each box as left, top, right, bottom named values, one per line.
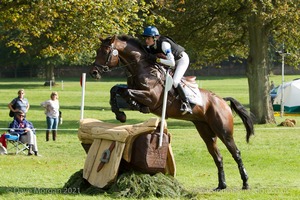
left=126, top=89, right=155, bottom=113
left=110, top=85, right=127, bottom=123
left=109, top=85, right=152, bottom=123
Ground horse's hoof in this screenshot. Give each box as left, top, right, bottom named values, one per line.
left=242, top=184, right=249, bottom=190
left=140, top=106, right=150, bottom=113
left=116, top=113, right=126, bottom=123
left=213, top=185, right=226, bottom=191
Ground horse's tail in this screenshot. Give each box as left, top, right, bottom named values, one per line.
left=223, top=97, right=254, bottom=143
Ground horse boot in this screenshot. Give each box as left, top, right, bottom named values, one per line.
left=46, top=130, right=50, bottom=141
left=176, top=84, right=193, bottom=115
left=128, top=98, right=150, bottom=113
left=52, top=130, right=57, bottom=141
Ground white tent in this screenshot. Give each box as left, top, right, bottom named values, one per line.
left=273, top=79, right=300, bottom=113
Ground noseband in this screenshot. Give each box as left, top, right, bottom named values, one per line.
left=93, top=63, right=111, bottom=74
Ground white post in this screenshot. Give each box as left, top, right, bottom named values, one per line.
left=280, top=51, right=285, bottom=117
left=80, top=73, right=86, bottom=120
left=50, top=80, right=52, bottom=91
left=159, top=69, right=173, bottom=147
left=61, top=80, right=64, bottom=90
left=277, top=43, right=290, bottom=117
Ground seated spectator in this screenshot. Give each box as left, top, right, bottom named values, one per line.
left=9, top=111, right=39, bottom=156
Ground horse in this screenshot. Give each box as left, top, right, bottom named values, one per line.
left=90, top=35, right=254, bottom=191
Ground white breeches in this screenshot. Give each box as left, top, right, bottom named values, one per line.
left=173, top=51, right=189, bottom=88
left=20, top=130, right=38, bottom=151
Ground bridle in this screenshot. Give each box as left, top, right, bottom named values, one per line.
left=93, top=43, right=120, bottom=73
left=92, top=37, right=157, bottom=77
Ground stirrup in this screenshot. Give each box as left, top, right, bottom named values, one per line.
left=180, top=102, right=192, bottom=115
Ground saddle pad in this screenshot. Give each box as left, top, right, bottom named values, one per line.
left=181, top=82, right=203, bottom=106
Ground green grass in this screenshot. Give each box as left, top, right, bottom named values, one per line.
left=0, top=75, right=299, bottom=199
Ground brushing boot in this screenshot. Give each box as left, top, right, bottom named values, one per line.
left=46, top=130, right=50, bottom=141
left=52, top=130, right=57, bottom=141
left=176, top=84, right=193, bottom=114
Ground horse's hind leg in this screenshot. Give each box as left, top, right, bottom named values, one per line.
left=220, top=136, right=249, bottom=189
left=193, top=122, right=227, bottom=190
left=210, top=118, right=249, bottom=190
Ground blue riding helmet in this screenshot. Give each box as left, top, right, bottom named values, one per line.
left=142, top=26, right=160, bottom=37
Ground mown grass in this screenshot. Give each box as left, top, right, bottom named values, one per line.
left=0, top=75, right=299, bottom=199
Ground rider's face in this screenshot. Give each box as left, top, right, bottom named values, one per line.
left=145, top=37, right=155, bottom=46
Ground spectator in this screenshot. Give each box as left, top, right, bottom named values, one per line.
left=8, top=89, right=30, bottom=118
left=9, top=111, right=39, bottom=156
left=40, top=92, right=60, bottom=141
left=270, top=81, right=275, bottom=90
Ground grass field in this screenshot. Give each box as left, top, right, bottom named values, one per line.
left=0, top=75, right=299, bottom=199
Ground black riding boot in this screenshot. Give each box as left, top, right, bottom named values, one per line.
left=176, top=84, right=193, bottom=114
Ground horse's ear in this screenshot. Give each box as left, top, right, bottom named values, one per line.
left=110, top=35, right=116, bottom=44
left=99, top=37, right=104, bottom=42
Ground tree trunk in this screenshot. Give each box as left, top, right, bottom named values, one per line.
left=247, top=14, right=276, bottom=124
left=44, top=65, right=55, bottom=86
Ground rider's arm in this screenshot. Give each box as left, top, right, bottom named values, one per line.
left=157, top=41, right=175, bottom=68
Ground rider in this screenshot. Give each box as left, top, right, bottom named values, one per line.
left=142, top=25, right=192, bottom=114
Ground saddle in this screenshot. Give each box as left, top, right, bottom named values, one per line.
left=182, top=76, right=198, bottom=88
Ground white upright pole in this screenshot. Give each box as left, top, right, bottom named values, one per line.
left=159, top=69, right=173, bottom=147
left=50, top=80, right=52, bottom=91
left=80, top=73, right=86, bottom=120
left=61, top=80, right=64, bottom=90
left=278, top=43, right=290, bottom=117
left=280, top=50, right=285, bottom=117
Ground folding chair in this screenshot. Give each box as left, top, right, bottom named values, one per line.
left=4, top=133, right=29, bottom=155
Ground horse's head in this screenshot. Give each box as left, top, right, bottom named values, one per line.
left=90, top=36, right=120, bottom=80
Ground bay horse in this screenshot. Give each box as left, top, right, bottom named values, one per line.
left=90, top=35, right=254, bottom=190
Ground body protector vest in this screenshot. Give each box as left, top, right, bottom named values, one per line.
left=148, top=36, right=185, bottom=60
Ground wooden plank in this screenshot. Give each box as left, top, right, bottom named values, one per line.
left=78, top=117, right=161, bottom=144
left=91, top=128, right=129, bottom=142
left=83, top=139, right=125, bottom=188
left=83, top=139, right=103, bottom=180
left=77, top=130, right=94, bottom=144
left=166, top=144, right=176, bottom=177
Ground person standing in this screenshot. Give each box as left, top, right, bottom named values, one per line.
left=270, top=81, right=275, bottom=90
left=40, top=92, right=60, bottom=141
left=8, top=89, right=30, bottom=118
left=141, top=26, right=192, bottom=114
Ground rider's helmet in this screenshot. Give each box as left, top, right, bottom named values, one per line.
left=142, top=26, right=160, bottom=37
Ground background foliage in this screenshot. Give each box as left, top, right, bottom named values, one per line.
left=1, top=0, right=300, bottom=123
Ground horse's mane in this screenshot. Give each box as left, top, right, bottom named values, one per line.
left=116, top=35, right=146, bottom=52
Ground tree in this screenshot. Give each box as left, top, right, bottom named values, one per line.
left=0, top=0, right=164, bottom=82
left=158, top=0, right=300, bottom=124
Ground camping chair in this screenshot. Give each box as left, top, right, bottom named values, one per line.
left=4, top=132, right=29, bottom=155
